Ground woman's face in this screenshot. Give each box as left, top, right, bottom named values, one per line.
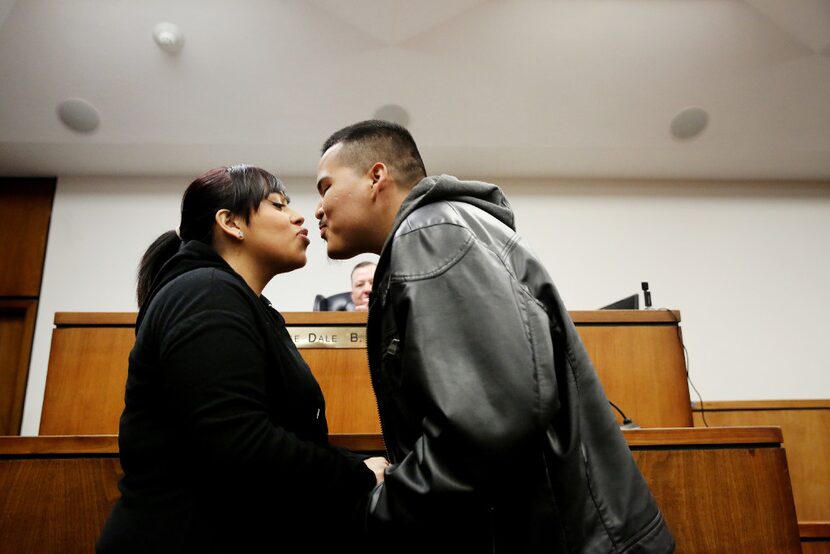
left=243, top=191, right=310, bottom=275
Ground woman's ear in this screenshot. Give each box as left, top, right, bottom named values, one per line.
left=215, top=209, right=245, bottom=240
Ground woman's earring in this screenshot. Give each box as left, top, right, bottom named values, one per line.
left=238, top=231, right=244, bottom=239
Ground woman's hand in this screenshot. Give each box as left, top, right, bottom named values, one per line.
left=363, top=456, right=390, bottom=484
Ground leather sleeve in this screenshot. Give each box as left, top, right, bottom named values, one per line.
left=368, top=220, right=558, bottom=535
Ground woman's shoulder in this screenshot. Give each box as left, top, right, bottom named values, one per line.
left=150, top=267, right=257, bottom=321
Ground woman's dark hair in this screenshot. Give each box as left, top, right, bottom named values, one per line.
left=136, top=164, right=287, bottom=308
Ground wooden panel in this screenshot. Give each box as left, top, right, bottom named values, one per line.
left=633, top=445, right=801, bottom=553
left=578, top=323, right=692, bottom=427
left=42, top=310, right=691, bottom=434
left=624, top=425, right=782, bottom=446
left=570, top=309, right=681, bottom=323
left=40, top=327, right=383, bottom=436
left=0, top=299, right=37, bottom=434
left=332, top=426, right=786, bottom=455
left=696, top=399, right=830, bottom=410
left=693, top=400, right=830, bottom=523
left=329, top=433, right=385, bottom=452
left=53, top=309, right=683, bottom=327
left=1, top=430, right=801, bottom=554
left=54, top=312, right=137, bottom=326
left=0, top=436, right=120, bottom=554
left=0, top=178, right=55, bottom=297
left=0, top=435, right=119, bottom=455
left=802, top=523, right=830, bottom=554
left=40, top=327, right=135, bottom=435
left=300, top=349, right=380, bottom=435
left=802, top=543, right=830, bottom=554
left=802, top=522, right=830, bottom=538
left=52, top=311, right=369, bottom=326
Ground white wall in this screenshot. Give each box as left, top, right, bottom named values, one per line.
left=500, top=178, right=830, bottom=403
left=20, top=175, right=830, bottom=435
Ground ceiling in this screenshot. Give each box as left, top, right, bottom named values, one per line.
left=1, top=0, right=829, bottom=180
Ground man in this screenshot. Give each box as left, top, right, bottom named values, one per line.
left=350, top=261, right=375, bottom=312
left=315, top=120, right=674, bottom=553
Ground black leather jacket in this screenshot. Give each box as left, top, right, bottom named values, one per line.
left=365, top=175, right=675, bottom=553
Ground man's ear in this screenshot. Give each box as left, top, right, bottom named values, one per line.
left=368, top=162, right=389, bottom=199
left=215, top=209, right=245, bottom=240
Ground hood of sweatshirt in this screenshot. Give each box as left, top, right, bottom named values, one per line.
left=380, top=174, right=515, bottom=255
left=136, top=240, right=240, bottom=329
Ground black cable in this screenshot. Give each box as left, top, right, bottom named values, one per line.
left=662, top=308, right=708, bottom=427
left=608, top=400, right=639, bottom=429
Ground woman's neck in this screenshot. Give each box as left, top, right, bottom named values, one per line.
left=216, top=246, right=269, bottom=296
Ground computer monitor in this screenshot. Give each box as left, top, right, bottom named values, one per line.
left=600, top=294, right=640, bottom=310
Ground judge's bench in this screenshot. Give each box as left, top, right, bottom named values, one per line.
left=1, top=309, right=827, bottom=553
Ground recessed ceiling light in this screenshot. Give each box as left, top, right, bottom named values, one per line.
left=373, top=104, right=410, bottom=127
left=153, top=22, right=185, bottom=54
left=56, top=98, right=100, bottom=133
left=671, top=107, right=708, bottom=140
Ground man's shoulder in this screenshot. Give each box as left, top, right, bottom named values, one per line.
left=396, top=200, right=466, bottom=237
left=389, top=202, right=480, bottom=281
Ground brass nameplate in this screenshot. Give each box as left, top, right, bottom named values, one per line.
left=287, top=326, right=366, bottom=349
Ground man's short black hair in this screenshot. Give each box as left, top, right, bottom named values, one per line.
left=321, top=120, right=427, bottom=188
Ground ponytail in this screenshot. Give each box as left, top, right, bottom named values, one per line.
left=136, top=230, right=181, bottom=309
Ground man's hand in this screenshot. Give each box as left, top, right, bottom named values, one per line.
left=363, top=456, right=390, bottom=484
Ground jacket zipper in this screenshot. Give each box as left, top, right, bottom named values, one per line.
left=366, top=347, right=389, bottom=459
left=366, top=291, right=390, bottom=460
left=489, top=504, right=497, bottom=554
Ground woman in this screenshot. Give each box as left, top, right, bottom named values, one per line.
left=97, top=165, right=387, bottom=553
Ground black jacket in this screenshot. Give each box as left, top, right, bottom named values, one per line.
left=98, top=241, right=375, bottom=554
left=364, top=175, right=675, bottom=553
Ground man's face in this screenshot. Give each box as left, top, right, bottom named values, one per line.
left=350, top=265, right=375, bottom=311
left=315, top=143, right=375, bottom=259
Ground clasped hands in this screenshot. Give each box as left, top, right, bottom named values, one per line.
left=363, top=457, right=390, bottom=484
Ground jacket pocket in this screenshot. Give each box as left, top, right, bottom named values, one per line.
left=618, top=510, right=674, bottom=554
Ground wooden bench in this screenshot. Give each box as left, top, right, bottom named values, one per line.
left=0, top=435, right=120, bottom=554
left=39, top=310, right=693, bottom=436
left=693, top=399, right=830, bottom=540
left=3, top=428, right=799, bottom=553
